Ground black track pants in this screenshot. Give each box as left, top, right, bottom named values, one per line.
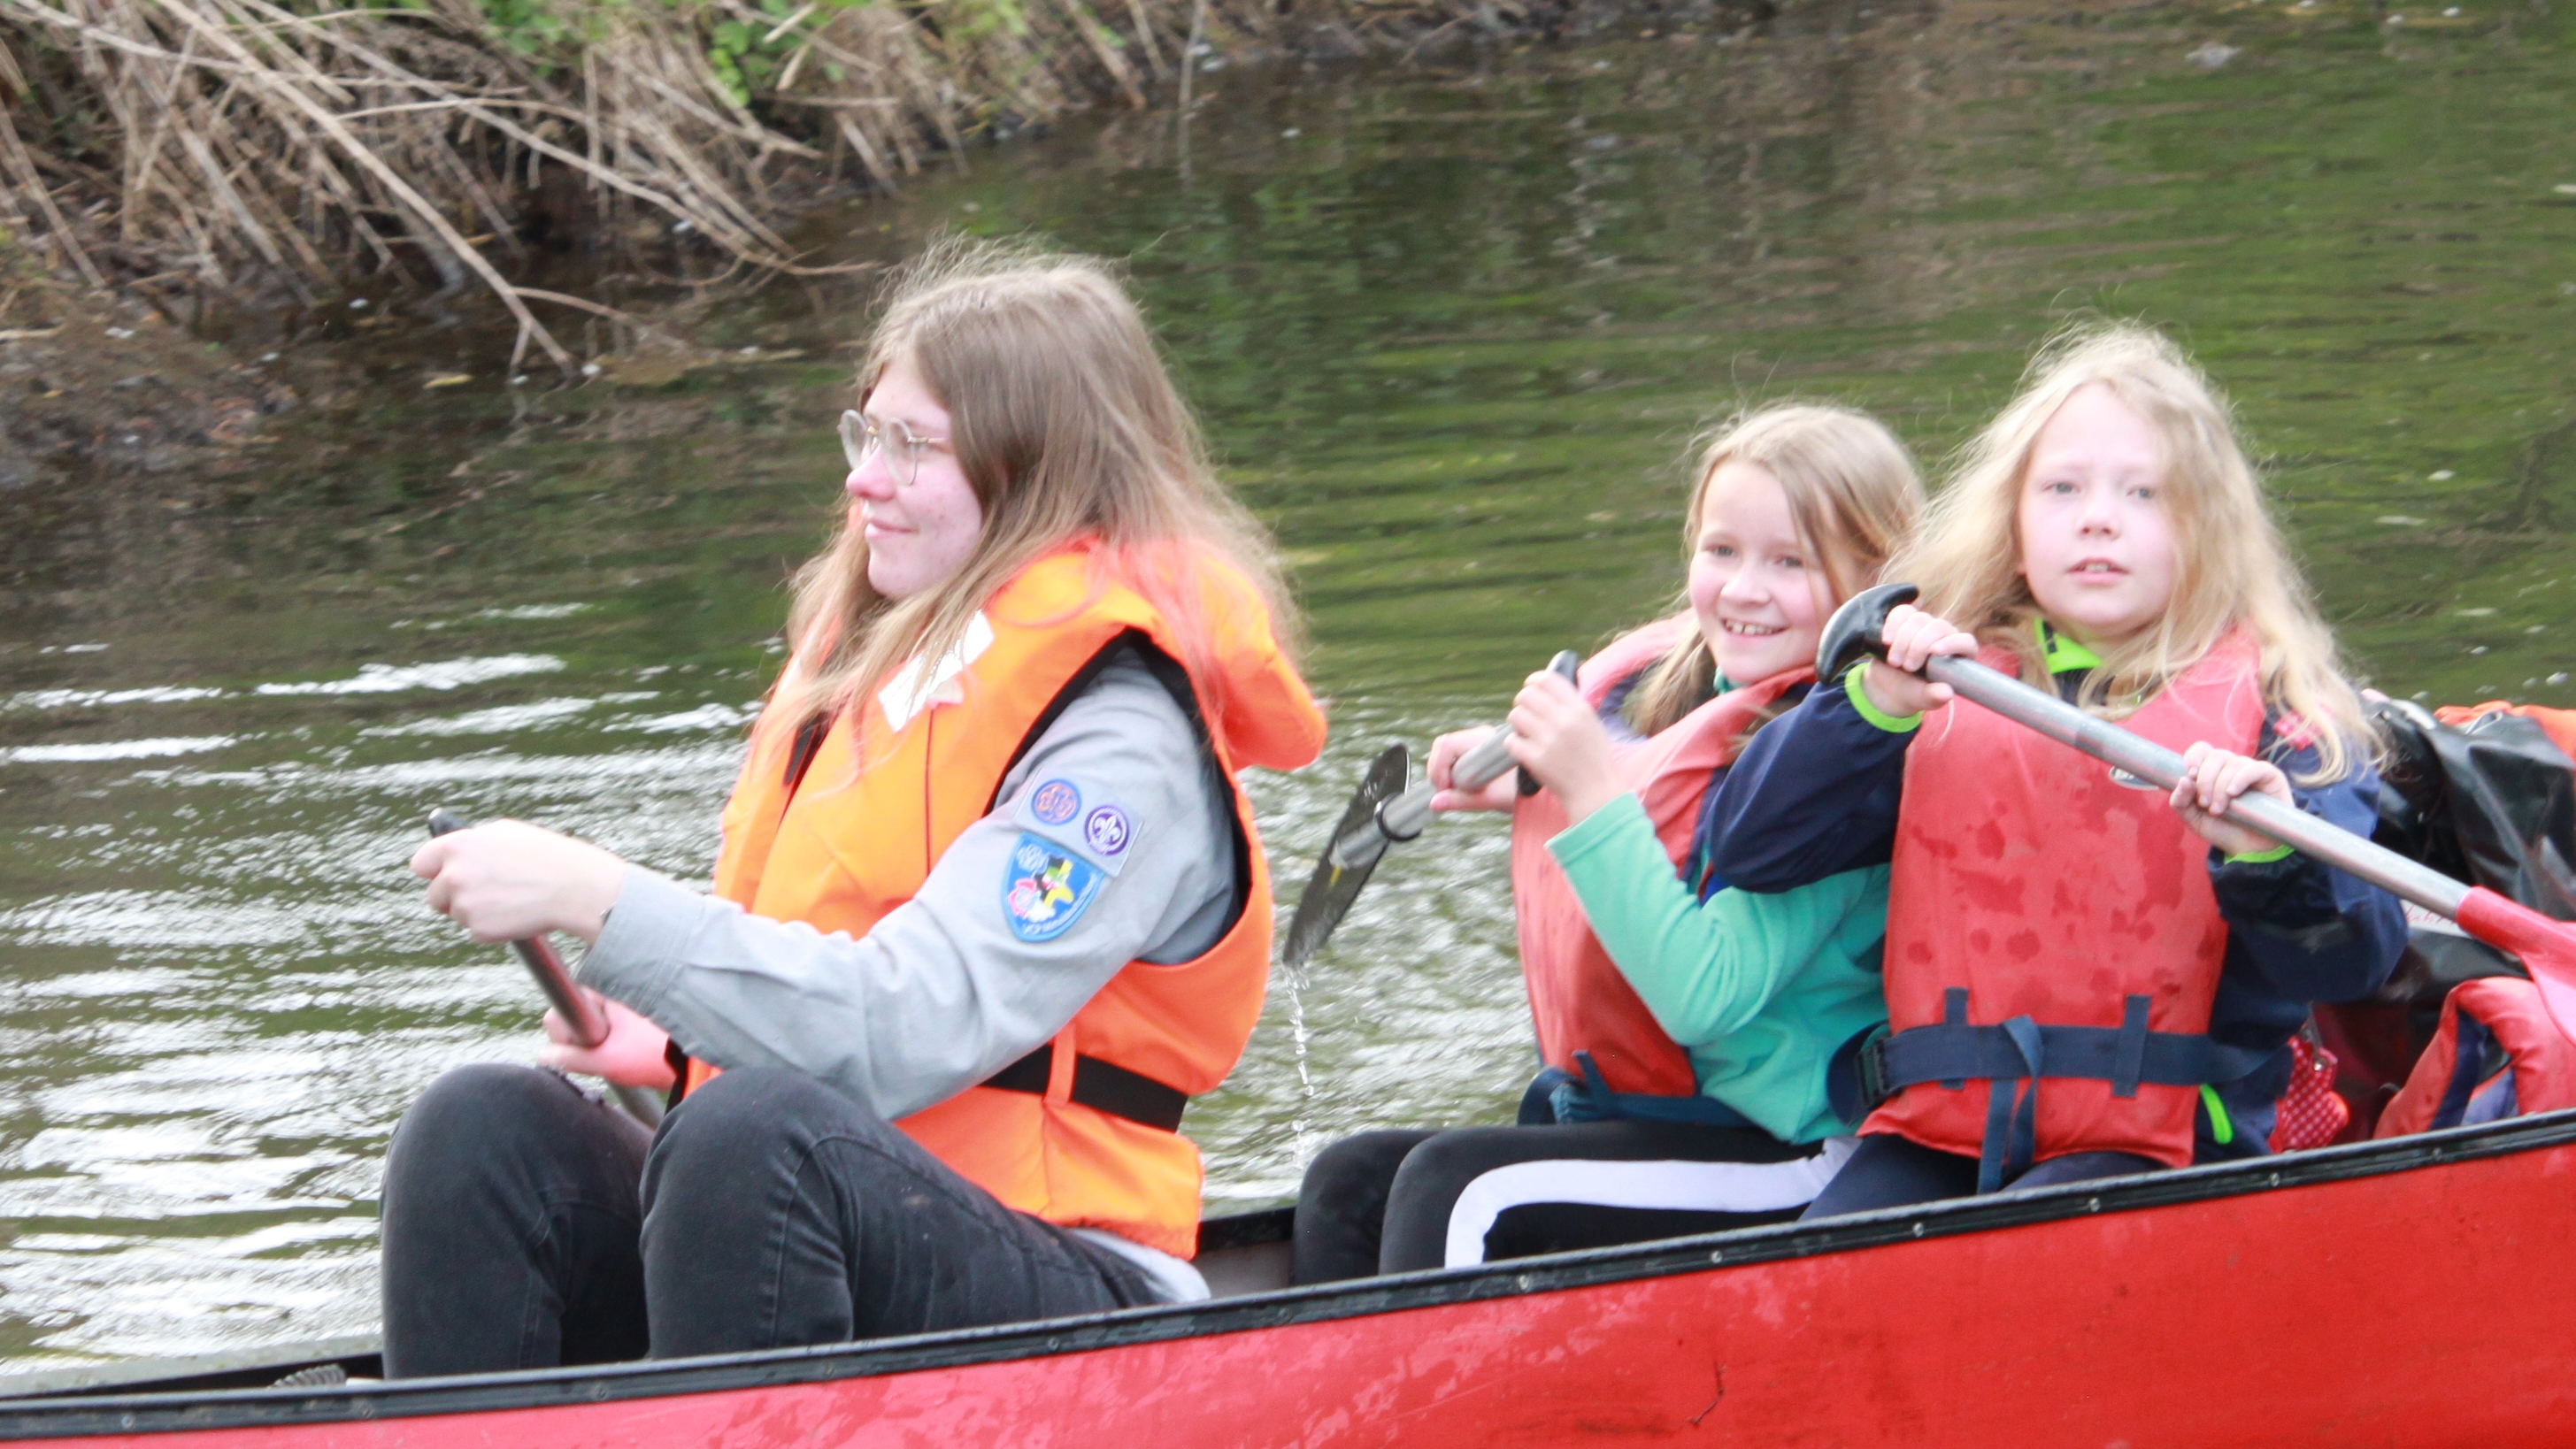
left=1291, top=1119, right=1833, bottom=1284
left=379, top=1063, right=1156, bottom=1377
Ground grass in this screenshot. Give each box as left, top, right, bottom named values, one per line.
left=0, top=0, right=1582, bottom=372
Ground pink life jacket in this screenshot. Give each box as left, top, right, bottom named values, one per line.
left=1509, top=614, right=1813, bottom=1097
left=1868, top=632, right=2270, bottom=1184
left=2375, top=976, right=2576, bottom=1138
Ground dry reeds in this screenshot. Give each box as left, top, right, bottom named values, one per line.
left=0, top=0, right=1489, bottom=371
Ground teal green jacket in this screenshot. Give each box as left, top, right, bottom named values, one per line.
left=1547, top=792, right=1889, bottom=1145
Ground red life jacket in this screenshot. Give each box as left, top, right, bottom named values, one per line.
left=2375, top=976, right=2576, bottom=1138
left=1867, top=632, right=2270, bottom=1184
left=1509, top=613, right=1813, bottom=1096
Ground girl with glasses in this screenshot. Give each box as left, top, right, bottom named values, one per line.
left=386, top=239, right=1324, bottom=1374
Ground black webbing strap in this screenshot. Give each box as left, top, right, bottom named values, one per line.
left=982, top=1046, right=1189, bottom=1133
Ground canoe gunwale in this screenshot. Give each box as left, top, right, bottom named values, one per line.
left=7, top=1108, right=2572, bottom=1439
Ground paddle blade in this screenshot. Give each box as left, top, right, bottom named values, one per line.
left=2457, top=886, right=2576, bottom=1046
left=1280, top=743, right=1411, bottom=967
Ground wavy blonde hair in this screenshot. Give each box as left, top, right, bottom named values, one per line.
left=1626, top=403, right=1925, bottom=735
left=1891, top=321, right=2368, bottom=781
left=773, top=235, right=1298, bottom=742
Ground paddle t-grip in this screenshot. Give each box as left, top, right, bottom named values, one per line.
left=1376, top=649, right=1583, bottom=840
left=1815, top=582, right=1921, bottom=682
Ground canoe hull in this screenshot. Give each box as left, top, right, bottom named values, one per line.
left=10, top=1114, right=2576, bottom=1447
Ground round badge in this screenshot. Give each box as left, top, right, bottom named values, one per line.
left=1028, top=778, right=1081, bottom=826
left=1083, top=804, right=1132, bottom=858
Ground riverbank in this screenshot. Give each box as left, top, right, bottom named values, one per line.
left=0, top=0, right=1768, bottom=370
left=0, top=0, right=1771, bottom=482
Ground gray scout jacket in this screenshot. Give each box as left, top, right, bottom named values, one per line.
left=576, top=643, right=1238, bottom=1124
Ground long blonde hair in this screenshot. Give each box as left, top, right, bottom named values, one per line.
left=1627, top=403, right=1925, bottom=735
left=1892, top=321, right=2369, bottom=781
left=773, top=235, right=1298, bottom=741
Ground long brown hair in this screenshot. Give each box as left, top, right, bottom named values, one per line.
left=1626, top=404, right=1925, bottom=735
left=773, top=235, right=1299, bottom=742
left=1891, top=321, right=2369, bottom=781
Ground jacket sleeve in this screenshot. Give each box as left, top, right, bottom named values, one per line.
left=574, top=649, right=1238, bottom=1119
left=1551, top=793, right=1888, bottom=1043
left=1705, top=668, right=1916, bottom=893
left=2206, top=729, right=2407, bottom=1005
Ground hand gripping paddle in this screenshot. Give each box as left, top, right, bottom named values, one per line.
left=426, top=809, right=665, bottom=1126
left=1280, top=650, right=1581, bottom=967
left=1820, top=584, right=2576, bottom=1042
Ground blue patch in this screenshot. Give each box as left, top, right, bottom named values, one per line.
left=1003, top=833, right=1105, bottom=942
left=1027, top=778, right=1082, bottom=827
left=1082, top=804, right=1132, bottom=859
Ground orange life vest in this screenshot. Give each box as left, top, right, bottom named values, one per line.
left=693, top=543, right=1324, bottom=1259
left=2434, top=701, right=2576, bottom=764
left=1869, top=632, right=2267, bottom=1179
left=2375, top=976, right=2576, bottom=1138
left=1509, top=614, right=1813, bottom=1097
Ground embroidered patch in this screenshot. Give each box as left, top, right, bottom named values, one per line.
left=1003, top=834, right=1104, bottom=942
left=1027, top=778, right=1082, bottom=827
left=1082, top=803, right=1132, bottom=858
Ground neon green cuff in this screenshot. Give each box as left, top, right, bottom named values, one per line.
left=1842, top=664, right=1922, bottom=734
left=2199, top=1084, right=2234, bottom=1146
left=2223, top=843, right=2296, bottom=865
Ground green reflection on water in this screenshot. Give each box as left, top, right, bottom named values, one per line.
left=0, top=0, right=2569, bottom=1365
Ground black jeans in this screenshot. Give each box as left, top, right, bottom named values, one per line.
left=379, top=1063, right=1157, bottom=1378
left=1797, top=1133, right=2162, bottom=1220
left=1292, top=1120, right=1819, bottom=1284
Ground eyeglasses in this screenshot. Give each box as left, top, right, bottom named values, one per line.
left=840, top=410, right=949, bottom=487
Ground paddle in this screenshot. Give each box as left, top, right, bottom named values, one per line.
left=1280, top=650, right=1582, bottom=967
left=1819, top=584, right=2576, bottom=1041
left=425, top=809, right=666, bottom=1126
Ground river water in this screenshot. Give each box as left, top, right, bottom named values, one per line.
left=1, top=0, right=2569, bottom=1368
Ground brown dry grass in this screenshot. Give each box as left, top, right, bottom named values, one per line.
left=0, top=0, right=1511, bottom=372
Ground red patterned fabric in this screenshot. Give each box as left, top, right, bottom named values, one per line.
left=2271, top=1032, right=2349, bottom=1152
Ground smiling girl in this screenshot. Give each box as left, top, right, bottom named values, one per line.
left=1293, top=405, right=1924, bottom=1283
left=385, top=241, right=1324, bottom=1374
left=1706, top=324, right=2405, bottom=1215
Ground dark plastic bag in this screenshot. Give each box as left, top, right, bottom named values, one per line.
left=2370, top=697, right=2576, bottom=917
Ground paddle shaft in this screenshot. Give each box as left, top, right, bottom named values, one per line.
left=1364, top=726, right=1513, bottom=848
left=425, top=809, right=665, bottom=1125
left=1334, top=649, right=1585, bottom=862
left=1923, top=655, right=2472, bottom=919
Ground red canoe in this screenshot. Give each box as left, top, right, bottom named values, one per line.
left=5, top=1104, right=2575, bottom=1447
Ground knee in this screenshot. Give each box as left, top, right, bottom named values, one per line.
left=1300, top=1131, right=1426, bottom=1206
left=389, top=1064, right=587, bottom=1177
left=1383, top=1130, right=1497, bottom=1199
left=384, top=1063, right=620, bottom=1228
left=653, top=1069, right=876, bottom=1182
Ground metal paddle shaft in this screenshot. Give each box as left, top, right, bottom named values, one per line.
left=1337, top=649, right=1584, bottom=862
left=426, top=809, right=665, bottom=1126
left=1920, top=654, right=2472, bottom=920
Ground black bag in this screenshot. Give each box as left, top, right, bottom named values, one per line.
left=2366, top=699, right=2576, bottom=1013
